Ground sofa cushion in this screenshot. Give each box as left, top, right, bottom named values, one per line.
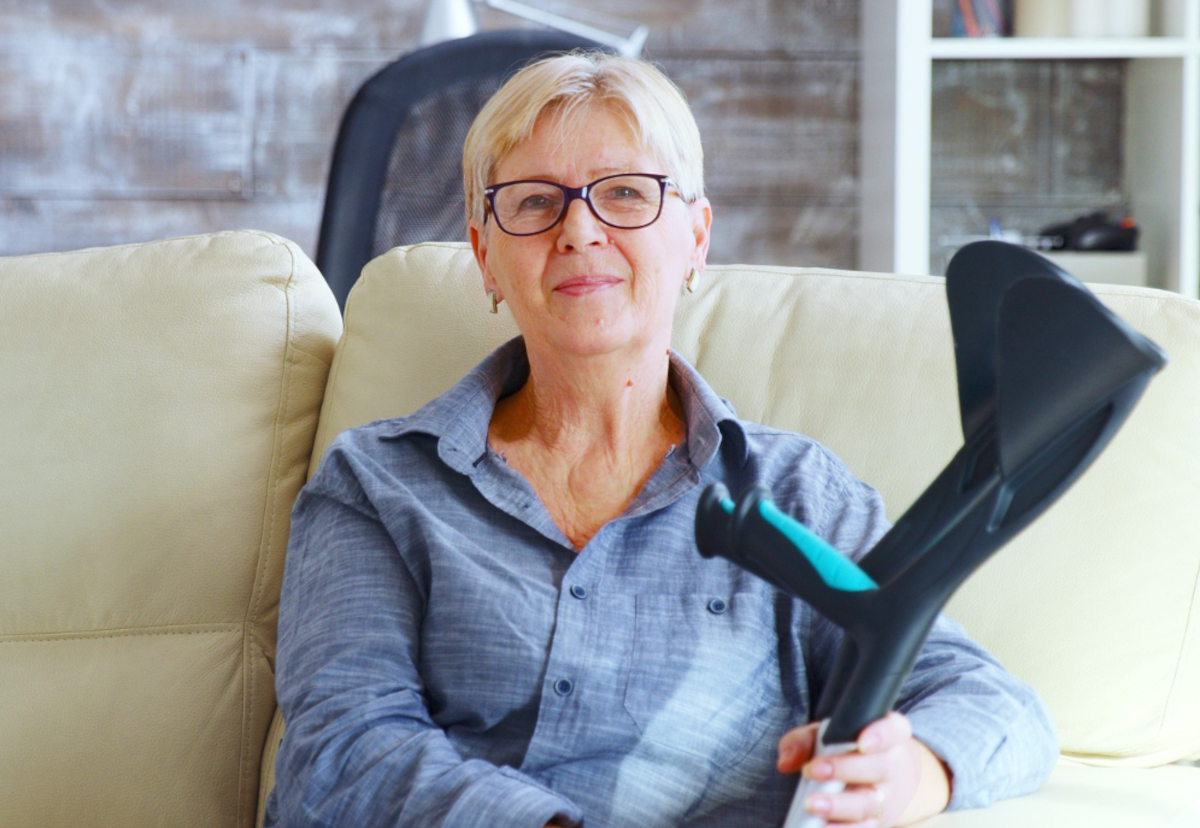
left=0, top=231, right=342, bottom=827
left=311, top=241, right=1200, bottom=770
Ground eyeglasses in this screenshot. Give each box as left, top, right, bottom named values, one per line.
left=484, top=173, right=676, bottom=236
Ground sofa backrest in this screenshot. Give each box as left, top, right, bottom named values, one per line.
left=311, top=241, right=1200, bottom=768
left=0, top=232, right=342, bottom=827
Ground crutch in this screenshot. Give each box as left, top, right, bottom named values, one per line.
left=694, top=241, right=1166, bottom=828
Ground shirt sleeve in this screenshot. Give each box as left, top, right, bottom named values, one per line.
left=806, top=457, right=1059, bottom=812
left=891, top=614, right=1060, bottom=811
left=266, top=451, right=583, bottom=828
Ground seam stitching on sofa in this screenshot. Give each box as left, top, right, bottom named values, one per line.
left=254, top=240, right=299, bottom=624
left=252, top=235, right=336, bottom=365
left=0, top=625, right=240, bottom=644
left=243, top=230, right=283, bottom=246
left=288, top=342, right=334, bottom=367
left=7, top=229, right=267, bottom=261
left=241, top=620, right=256, bottom=828
left=239, top=235, right=299, bottom=827
left=1145, top=552, right=1200, bottom=756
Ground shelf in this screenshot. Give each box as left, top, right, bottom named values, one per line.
left=861, top=1, right=1200, bottom=296
left=929, top=36, right=1196, bottom=60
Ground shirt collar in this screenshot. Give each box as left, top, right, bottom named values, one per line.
left=380, top=336, right=749, bottom=471
left=668, top=349, right=749, bottom=468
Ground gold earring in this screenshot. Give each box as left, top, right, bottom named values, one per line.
left=685, top=268, right=699, bottom=293
left=488, top=290, right=499, bottom=314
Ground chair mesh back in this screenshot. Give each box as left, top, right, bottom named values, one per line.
left=316, top=30, right=609, bottom=309
left=374, top=75, right=502, bottom=256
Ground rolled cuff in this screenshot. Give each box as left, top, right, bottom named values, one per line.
left=908, top=697, right=1059, bottom=811
left=442, top=765, right=584, bottom=828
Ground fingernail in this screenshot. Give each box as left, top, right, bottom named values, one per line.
left=805, top=795, right=831, bottom=815
left=858, top=734, right=880, bottom=752
left=802, top=760, right=832, bottom=780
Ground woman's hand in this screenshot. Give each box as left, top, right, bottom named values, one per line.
left=776, top=711, right=951, bottom=827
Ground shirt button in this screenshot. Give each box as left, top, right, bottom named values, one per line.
left=708, top=597, right=728, bottom=615
left=569, top=584, right=588, bottom=599
left=554, top=678, right=574, bottom=696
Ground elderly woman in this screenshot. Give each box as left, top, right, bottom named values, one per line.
left=265, top=53, right=1057, bottom=828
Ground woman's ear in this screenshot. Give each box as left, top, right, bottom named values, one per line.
left=469, top=220, right=500, bottom=299
left=689, top=197, right=713, bottom=275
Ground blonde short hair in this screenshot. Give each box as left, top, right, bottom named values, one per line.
left=462, top=51, right=705, bottom=228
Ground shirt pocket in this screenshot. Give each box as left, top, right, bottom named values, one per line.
left=621, top=592, right=790, bottom=769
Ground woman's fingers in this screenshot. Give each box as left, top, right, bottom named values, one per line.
left=777, top=721, right=821, bottom=772
left=778, top=710, right=909, bottom=774
left=785, top=713, right=931, bottom=826
left=856, top=711, right=913, bottom=754
left=803, top=748, right=890, bottom=785
left=805, top=784, right=887, bottom=825
left=799, top=712, right=912, bottom=784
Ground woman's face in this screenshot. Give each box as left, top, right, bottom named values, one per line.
left=469, top=103, right=711, bottom=364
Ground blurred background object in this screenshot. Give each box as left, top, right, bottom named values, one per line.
left=419, top=0, right=648, bottom=54
left=1012, top=0, right=1150, bottom=39
left=1039, top=211, right=1139, bottom=251
left=950, top=0, right=1011, bottom=37
left=1069, top=0, right=1150, bottom=38
left=1013, top=0, right=1070, bottom=37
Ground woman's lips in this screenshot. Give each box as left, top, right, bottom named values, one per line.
left=554, top=275, right=621, bottom=296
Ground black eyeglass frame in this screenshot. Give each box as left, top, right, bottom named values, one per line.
left=483, top=172, right=677, bottom=236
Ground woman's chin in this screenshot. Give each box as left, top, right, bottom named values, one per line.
left=535, top=319, right=668, bottom=364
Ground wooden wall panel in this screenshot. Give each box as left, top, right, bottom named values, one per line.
left=931, top=60, right=1123, bottom=200
left=931, top=61, right=1052, bottom=199
left=929, top=58, right=1126, bottom=272
left=0, top=1, right=1136, bottom=274
left=0, top=46, right=252, bottom=197
left=0, top=0, right=865, bottom=267
left=0, top=1, right=424, bottom=50
left=251, top=51, right=391, bottom=198
left=666, top=56, right=858, bottom=199
left=1051, top=60, right=1124, bottom=197
left=709, top=199, right=856, bottom=269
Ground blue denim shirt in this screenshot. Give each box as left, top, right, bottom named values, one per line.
left=265, top=337, right=1057, bottom=828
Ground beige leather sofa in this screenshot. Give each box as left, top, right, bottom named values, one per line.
left=3, top=230, right=1198, bottom=827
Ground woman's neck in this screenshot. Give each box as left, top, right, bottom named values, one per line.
left=491, top=343, right=683, bottom=461
left=487, top=341, right=685, bottom=551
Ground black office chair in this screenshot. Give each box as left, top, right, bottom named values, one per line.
left=315, top=29, right=605, bottom=309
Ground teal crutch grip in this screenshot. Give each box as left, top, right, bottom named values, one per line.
left=757, top=500, right=879, bottom=592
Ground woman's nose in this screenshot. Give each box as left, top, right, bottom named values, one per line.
left=556, top=198, right=609, bottom=251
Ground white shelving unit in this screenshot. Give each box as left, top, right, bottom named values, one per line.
left=860, top=0, right=1200, bottom=296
